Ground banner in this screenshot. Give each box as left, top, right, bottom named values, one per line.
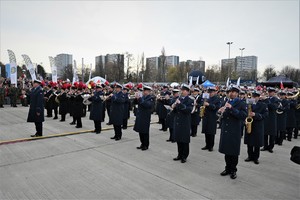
left=7, top=50, right=17, bottom=84
left=5, top=64, right=11, bottom=79
left=49, top=56, right=57, bottom=83
left=10, top=62, right=17, bottom=84
left=22, top=54, right=37, bottom=80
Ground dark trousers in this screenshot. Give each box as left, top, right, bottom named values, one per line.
left=286, top=127, right=294, bottom=140
left=102, top=107, right=105, bottom=122
left=122, top=118, right=128, bottom=129
left=160, top=118, right=167, bottom=130
left=264, top=135, right=275, bottom=150
left=294, top=124, right=299, bottom=138
left=191, top=125, right=198, bottom=136
left=225, top=155, right=238, bottom=173
left=139, top=132, right=149, bottom=148
left=276, top=131, right=285, bottom=145
left=113, top=125, right=122, bottom=139
left=35, top=122, right=43, bottom=136
left=61, top=114, right=66, bottom=121
left=94, top=120, right=101, bottom=132
left=177, top=142, right=189, bottom=159
left=169, top=128, right=174, bottom=141
left=247, top=145, right=260, bottom=160
left=53, top=107, right=58, bottom=118
left=205, top=134, right=215, bottom=149
left=83, top=105, right=87, bottom=117
left=75, top=117, right=82, bottom=127
left=71, top=116, right=75, bottom=123
left=47, top=107, right=52, bottom=117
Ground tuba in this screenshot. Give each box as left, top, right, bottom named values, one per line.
left=245, top=99, right=254, bottom=134
left=276, top=102, right=284, bottom=114
left=82, top=93, right=92, bottom=105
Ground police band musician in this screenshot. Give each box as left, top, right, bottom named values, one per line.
left=218, top=85, right=247, bottom=179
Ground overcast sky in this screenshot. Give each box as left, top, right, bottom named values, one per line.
left=0, top=0, right=299, bottom=73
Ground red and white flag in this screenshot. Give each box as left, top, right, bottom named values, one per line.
left=280, top=81, right=284, bottom=89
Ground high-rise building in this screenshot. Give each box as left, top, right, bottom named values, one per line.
left=184, top=60, right=205, bottom=73
left=54, top=53, right=73, bottom=78
left=221, top=56, right=258, bottom=80
left=95, top=54, right=124, bottom=81
left=165, top=55, right=179, bottom=67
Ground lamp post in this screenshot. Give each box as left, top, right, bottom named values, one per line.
left=239, top=48, right=245, bottom=78
left=226, top=42, right=233, bottom=78
left=226, top=42, right=233, bottom=58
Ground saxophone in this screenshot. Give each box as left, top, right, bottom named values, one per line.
left=245, top=103, right=253, bottom=134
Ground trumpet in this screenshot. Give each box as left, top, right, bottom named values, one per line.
left=245, top=103, right=253, bottom=134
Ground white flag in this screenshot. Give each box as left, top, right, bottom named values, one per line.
left=226, top=77, right=230, bottom=87
left=196, top=76, right=199, bottom=85
left=22, top=54, right=36, bottom=80
left=189, top=76, right=193, bottom=87
left=237, top=77, right=241, bottom=87
left=49, top=56, right=57, bottom=83
left=7, top=50, right=17, bottom=84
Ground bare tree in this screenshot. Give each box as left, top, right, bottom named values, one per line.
left=160, top=47, right=167, bottom=82
left=280, top=65, right=300, bottom=83
left=262, top=65, right=277, bottom=81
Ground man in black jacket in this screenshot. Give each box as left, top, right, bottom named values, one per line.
left=89, top=84, right=104, bottom=134
left=134, top=85, right=154, bottom=150
left=27, top=80, right=44, bottom=137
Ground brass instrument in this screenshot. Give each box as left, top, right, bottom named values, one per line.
left=82, top=93, right=92, bottom=105
left=245, top=103, right=253, bottom=134
left=276, top=102, right=284, bottom=114
left=200, top=93, right=209, bottom=117
left=287, top=89, right=300, bottom=99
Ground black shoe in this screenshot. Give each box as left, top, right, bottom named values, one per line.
left=59, top=120, right=65, bottom=122
left=208, top=148, right=213, bottom=152
left=230, top=172, right=237, bottom=179
left=245, top=157, right=252, bottom=162
left=70, top=122, right=76, bottom=125
left=115, top=137, right=121, bottom=141
left=137, top=146, right=143, bottom=149
left=253, top=160, right=259, bottom=164
left=191, top=134, right=197, bottom=137
left=166, top=139, right=171, bottom=142
left=163, top=129, right=167, bottom=132
left=220, top=170, right=230, bottom=176
left=173, top=156, right=181, bottom=161
left=75, top=126, right=82, bottom=128
left=106, top=123, right=112, bottom=125
left=111, top=136, right=116, bottom=139
left=141, top=147, right=148, bottom=151
left=31, top=134, right=42, bottom=137
left=53, top=117, right=58, bottom=120
left=268, top=149, right=273, bottom=153
left=46, top=116, right=52, bottom=118
left=201, top=146, right=208, bottom=150
left=122, top=127, right=127, bottom=130
left=294, top=136, right=297, bottom=139
left=95, top=131, right=101, bottom=134
left=171, top=141, right=176, bottom=143
left=159, top=128, right=163, bottom=131
left=260, top=148, right=268, bottom=151
left=278, top=143, right=282, bottom=146
left=287, top=138, right=291, bottom=141
left=181, top=158, right=186, bottom=163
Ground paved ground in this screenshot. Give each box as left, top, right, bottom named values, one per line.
left=0, top=105, right=299, bottom=200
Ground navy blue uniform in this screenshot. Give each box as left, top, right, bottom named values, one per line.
left=27, top=86, right=44, bottom=136
left=134, top=95, right=154, bottom=149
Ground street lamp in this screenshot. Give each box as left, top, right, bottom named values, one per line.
left=226, top=42, right=233, bottom=58
left=239, top=48, right=245, bottom=77
left=226, top=42, right=233, bottom=78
